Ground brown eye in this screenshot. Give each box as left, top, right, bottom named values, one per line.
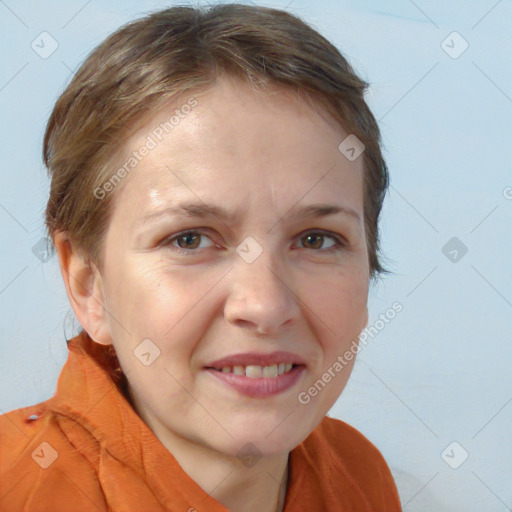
left=162, top=230, right=216, bottom=255
left=297, top=231, right=345, bottom=251
left=176, top=232, right=201, bottom=249
left=302, top=233, right=324, bottom=249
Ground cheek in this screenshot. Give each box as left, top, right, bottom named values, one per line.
left=105, top=258, right=187, bottom=325
left=303, top=271, right=368, bottom=339
left=104, top=263, right=204, bottom=395
left=106, top=260, right=224, bottom=361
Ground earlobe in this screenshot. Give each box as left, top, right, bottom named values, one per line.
left=53, top=232, right=113, bottom=346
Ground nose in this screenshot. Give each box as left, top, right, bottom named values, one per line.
left=223, top=247, right=301, bottom=337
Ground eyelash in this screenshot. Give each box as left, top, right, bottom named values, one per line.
left=161, top=229, right=347, bottom=256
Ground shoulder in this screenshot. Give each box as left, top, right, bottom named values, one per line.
left=300, top=415, right=402, bottom=510
left=0, top=400, right=106, bottom=512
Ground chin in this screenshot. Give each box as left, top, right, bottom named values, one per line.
left=210, top=416, right=308, bottom=458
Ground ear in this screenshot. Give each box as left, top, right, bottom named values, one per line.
left=53, top=232, right=113, bottom=346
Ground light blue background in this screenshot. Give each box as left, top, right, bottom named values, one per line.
left=1, top=1, right=511, bottom=510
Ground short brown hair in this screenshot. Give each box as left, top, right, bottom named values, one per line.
left=44, top=3, right=389, bottom=280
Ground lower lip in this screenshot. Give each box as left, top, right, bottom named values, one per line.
left=205, top=365, right=306, bottom=398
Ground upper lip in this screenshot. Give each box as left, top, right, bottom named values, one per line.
left=206, top=351, right=306, bottom=368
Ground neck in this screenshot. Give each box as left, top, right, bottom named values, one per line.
left=149, top=421, right=289, bottom=512
left=206, top=454, right=289, bottom=512
left=127, top=388, right=290, bottom=512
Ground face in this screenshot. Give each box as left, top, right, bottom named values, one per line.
left=95, top=75, right=369, bottom=459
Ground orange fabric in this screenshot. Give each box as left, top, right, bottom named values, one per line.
left=0, top=335, right=402, bottom=511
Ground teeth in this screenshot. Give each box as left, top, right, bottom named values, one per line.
left=214, top=363, right=296, bottom=378
left=262, top=364, right=278, bottom=378
left=233, top=365, right=245, bottom=375
left=246, top=365, right=262, bottom=378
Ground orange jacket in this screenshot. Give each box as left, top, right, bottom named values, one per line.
left=0, top=335, right=402, bottom=511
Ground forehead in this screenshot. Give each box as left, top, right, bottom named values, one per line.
left=109, top=75, right=364, bottom=220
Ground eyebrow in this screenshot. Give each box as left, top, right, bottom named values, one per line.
left=139, top=201, right=361, bottom=225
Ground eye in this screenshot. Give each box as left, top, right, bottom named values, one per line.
left=161, top=228, right=346, bottom=256
left=162, top=230, right=216, bottom=255
left=296, top=230, right=346, bottom=252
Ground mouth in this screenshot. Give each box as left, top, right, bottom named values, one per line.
left=203, top=352, right=307, bottom=397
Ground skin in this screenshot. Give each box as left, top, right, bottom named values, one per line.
left=56, top=74, right=370, bottom=512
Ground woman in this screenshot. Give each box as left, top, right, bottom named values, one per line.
left=0, top=4, right=401, bottom=511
